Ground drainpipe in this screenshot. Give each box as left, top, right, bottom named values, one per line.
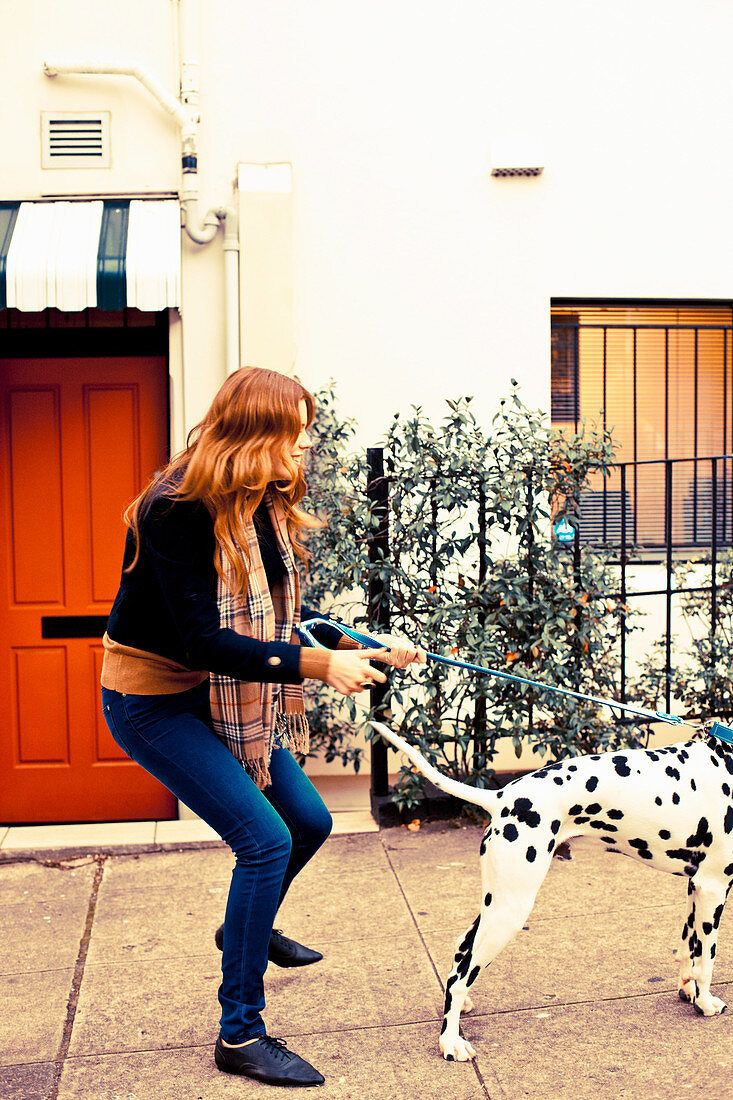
left=43, top=48, right=241, bottom=371
left=222, top=204, right=240, bottom=373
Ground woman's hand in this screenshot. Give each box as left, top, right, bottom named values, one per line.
left=324, top=649, right=389, bottom=695
left=370, top=634, right=427, bottom=669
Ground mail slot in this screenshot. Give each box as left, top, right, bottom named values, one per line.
left=41, top=615, right=109, bottom=639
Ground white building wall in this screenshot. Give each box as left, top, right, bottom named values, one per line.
left=5, top=1, right=733, bottom=442
left=3, top=0, right=732, bottom=779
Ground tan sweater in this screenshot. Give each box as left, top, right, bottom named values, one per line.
left=101, top=631, right=353, bottom=695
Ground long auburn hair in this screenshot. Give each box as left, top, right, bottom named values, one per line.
left=125, top=367, right=320, bottom=599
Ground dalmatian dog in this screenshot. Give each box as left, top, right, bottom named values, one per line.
left=370, top=720, right=733, bottom=1062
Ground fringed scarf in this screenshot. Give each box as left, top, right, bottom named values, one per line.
left=209, top=490, right=309, bottom=789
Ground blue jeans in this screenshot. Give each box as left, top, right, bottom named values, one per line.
left=101, top=681, right=332, bottom=1042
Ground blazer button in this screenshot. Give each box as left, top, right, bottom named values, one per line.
left=268, top=656, right=281, bottom=667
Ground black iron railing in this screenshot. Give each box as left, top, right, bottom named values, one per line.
left=367, top=450, right=733, bottom=795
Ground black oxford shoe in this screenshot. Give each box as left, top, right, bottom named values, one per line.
left=214, top=924, right=323, bottom=968
left=215, top=1034, right=325, bottom=1086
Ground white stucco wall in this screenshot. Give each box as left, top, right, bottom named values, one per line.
left=6, top=1, right=733, bottom=443
left=3, top=0, right=732, bottom=783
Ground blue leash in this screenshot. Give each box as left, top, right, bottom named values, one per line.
left=296, top=615, right=684, bottom=726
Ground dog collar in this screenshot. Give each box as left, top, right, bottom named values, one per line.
left=709, top=721, right=733, bottom=746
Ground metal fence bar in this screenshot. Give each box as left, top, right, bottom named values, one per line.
left=665, top=459, right=674, bottom=714
left=366, top=447, right=390, bottom=799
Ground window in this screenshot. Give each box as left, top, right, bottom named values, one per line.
left=550, top=302, right=733, bottom=547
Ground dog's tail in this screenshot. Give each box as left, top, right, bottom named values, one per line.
left=369, top=721, right=497, bottom=814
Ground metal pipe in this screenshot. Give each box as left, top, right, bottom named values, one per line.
left=223, top=204, right=240, bottom=374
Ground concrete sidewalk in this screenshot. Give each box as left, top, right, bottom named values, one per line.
left=1, top=824, right=732, bottom=1100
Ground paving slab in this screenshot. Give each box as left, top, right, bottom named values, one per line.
left=0, top=1062, right=57, bottom=1100
left=0, top=968, right=75, bottom=1066
left=466, top=990, right=733, bottom=1100
left=58, top=1023, right=497, bottom=1100
left=0, top=860, right=96, bottom=975
left=85, top=881, right=228, bottom=964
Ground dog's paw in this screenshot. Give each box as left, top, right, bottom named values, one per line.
left=693, top=993, right=727, bottom=1017
left=440, top=1035, right=476, bottom=1061
left=678, top=975, right=696, bottom=1003
left=460, top=994, right=475, bottom=1015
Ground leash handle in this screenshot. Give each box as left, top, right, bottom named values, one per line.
left=297, top=616, right=682, bottom=726
left=296, top=617, right=391, bottom=652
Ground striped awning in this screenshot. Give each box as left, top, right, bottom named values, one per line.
left=0, top=199, right=181, bottom=312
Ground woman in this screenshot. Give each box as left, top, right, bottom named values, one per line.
left=101, top=367, right=423, bottom=1088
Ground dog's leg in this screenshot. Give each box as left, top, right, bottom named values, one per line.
left=675, top=879, right=697, bottom=1003
left=686, top=876, right=728, bottom=1017
left=439, top=888, right=537, bottom=1061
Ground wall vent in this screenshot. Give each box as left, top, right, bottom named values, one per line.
left=41, top=112, right=111, bottom=169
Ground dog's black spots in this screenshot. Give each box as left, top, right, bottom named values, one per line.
left=584, top=802, right=602, bottom=815
left=446, top=1054, right=455, bottom=1061
left=712, top=943, right=717, bottom=958
left=724, top=862, right=733, bottom=877
left=703, top=921, right=714, bottom=936
left=666, top=766, right=681, bottom=782
left=672, top=793, right=681, bottom=805
left=512, top=798, right=541, bottom=828
left=684, top=864, right=698, bottom=877
left=678, top=749, right=690, bottom=763
left=711, top=756, right=721, bottom=768
left=690, top=779, right=697, bottom=791
left=714, top=903, right=724, bottom=928
left=458, top=917, right=480, bottom=956
left=724, top=806, right=733, bottom=835
left=574, top=816, right=590, bottom=824
left=647, top=751, right=659, bottom=762
left=548, top=839, right=556, bottom=853
left=503, top=823, right=519, bottom=842
left=606, top=809, right=624, bottom=820
left=585, top=776, right=599, bottom=793
left=723, top=784, right=731, bottom=797
left=496, top=790, right=503, bottom=799
left=659, top=829, right=671, bottom=840
left=590, top=755, right=600, bottom=761
left=612, top=756, right=631, bottom=777
left=479, top=838, right=487, bottom=856
left=456, top=952, right=471, bottom=979
left=526, top=846, right=537, bottom=863
left=440, top=1019, right=447, bottom=1035
left=553, top=776, right=564, bottom=785
left=687, top=818, right=713, bottom=849
left=693, top=939, right=703, bottom=959
left=629, top=838, right=653, bottom=859
left=682, top=923, right=689, bottom=941
left=569, top=804, right=583, bottom=816
left=550, top=819, right=561, bottom=835
left=591, top=820, right=616, bottom=831
left=688, top=879, right=695, bottom=895
left=493, top=828, right=500, bottom=836
left=467, top=965, right=481, bottom=987
left=667, top=847, right=693, bottom=862
left=655, top=797, right=663, bottom=806
left=484, top=892, right=492, bottom=907
left=568, top=765, right=578, bottom=772
left=724, top=754, right=733, bottom=777
left=500, top=806, right=510, bottom=818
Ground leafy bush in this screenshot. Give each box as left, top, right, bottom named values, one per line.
left=303, top=382, right=642, bottom=807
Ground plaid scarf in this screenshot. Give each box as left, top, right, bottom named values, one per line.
left=209, top=490, right=309, bottom=789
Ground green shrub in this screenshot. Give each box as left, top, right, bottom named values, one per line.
left=303, top=382, right=643, bottom=808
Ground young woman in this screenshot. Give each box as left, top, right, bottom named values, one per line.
left=100, top=367, right=423, bottom=1088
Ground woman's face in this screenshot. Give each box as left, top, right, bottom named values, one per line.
left=272, top=399, right=312, bottom=479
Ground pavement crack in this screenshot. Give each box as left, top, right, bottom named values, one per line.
left=379, top=837, right=492, bottom=1098
left=49, top=854, right=107, bottom=1100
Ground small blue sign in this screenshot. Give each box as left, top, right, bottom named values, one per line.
left=554, top=519, right=575, bottom=543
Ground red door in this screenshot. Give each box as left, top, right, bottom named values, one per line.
left=0, top=357, right=176, bottom=822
